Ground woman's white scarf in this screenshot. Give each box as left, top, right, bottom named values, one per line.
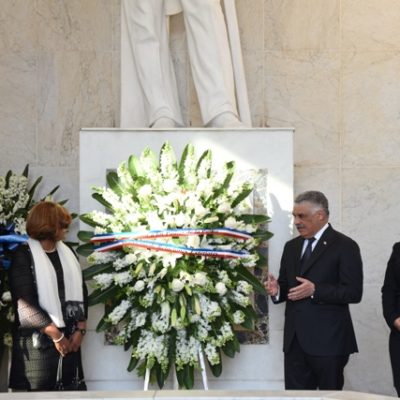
left=28, top=238, right=83, bottom=328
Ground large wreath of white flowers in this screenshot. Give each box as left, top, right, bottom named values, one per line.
left=78, top=142, right=272, bottom=389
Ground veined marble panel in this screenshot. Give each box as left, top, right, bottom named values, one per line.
left=342, top=51, right=400, bottom=166
left=265, top=50, right=340, bottom=167
left=36, top=0, right=114, bottom=52
left=243, top=50, right=265, bottom=127
left=264, top=0, right=340, bottom=51
left=342, top=167, right=400, bottom=284
left=37, top=50, right=114, bottom=167
left=341, top=0, right=400, bottom=51
left=347, top=284, right=395, bottom=396
left=0, top=51, right=37, bottom=170
left=0, top=0, right=37, bottom=52
left=236, top=0, right=264, bottom=52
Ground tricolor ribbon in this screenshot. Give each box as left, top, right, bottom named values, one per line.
left=0, top=224, right=28, bottom=269
left=91, top=228, right=252, bottom=259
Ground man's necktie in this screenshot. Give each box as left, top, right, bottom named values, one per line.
left=300, top=237, right=315, bottom=274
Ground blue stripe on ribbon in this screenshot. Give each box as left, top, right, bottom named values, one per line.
left=92, top=227, right=253, bottom=241
left=0, top=231, right=28, bottom=270
left=95, top=238, right=249, bottom=258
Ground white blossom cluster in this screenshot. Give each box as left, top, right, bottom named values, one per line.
left=0, top=173, right=30, bottom=232
left=175, top=329, right=200, bottom=370
left=133, top=330, right=169, bottom=371
left=82, top=143, right=270, bottom=388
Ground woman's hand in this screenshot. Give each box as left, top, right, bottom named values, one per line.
left=42, top=323, right=70, bottom=357
left=69, top=330, right=84, bottom=352
left=53, top=335, right=71, bottom=357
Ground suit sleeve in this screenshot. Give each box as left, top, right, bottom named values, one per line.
left=313, top=238, right=363, bottom=304
left=382, top=243, right=400, bottom=329
left=275, top=242, right=290, bottom=303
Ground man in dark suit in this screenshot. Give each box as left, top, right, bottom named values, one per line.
left=265, top=190, right=363, bottom=390
left=382, top=243, right=400, bottom=397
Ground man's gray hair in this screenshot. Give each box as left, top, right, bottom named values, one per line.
left=294, top=190, right=330, bottom=216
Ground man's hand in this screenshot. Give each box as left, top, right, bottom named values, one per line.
left=394, top=317, right=400, bottom=331
left=288, top=277, right=315, bottom=301
left=265, top=273, right=279, bottom=297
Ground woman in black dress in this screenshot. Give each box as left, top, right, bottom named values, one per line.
left=8, top=201, right=88, bottom=391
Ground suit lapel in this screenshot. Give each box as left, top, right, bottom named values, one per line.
left=300, top=225, right=337, bottom=276
left=293, top=237, right=304, bottom=274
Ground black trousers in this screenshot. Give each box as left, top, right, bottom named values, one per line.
left=389, top=331, right=400, bottom=397
left=284, top=335, right=349, bottom=390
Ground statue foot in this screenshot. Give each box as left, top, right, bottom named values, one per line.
left=207, top=112, right=245, bottom=128
left=151, top=117, right=178, bottom=128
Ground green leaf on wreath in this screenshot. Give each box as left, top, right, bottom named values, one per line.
left=256, top=252, right=267, bottom=268
left=232, top=335, right=240, bottom=352
left=140, top=147, right=159, bottom=172
left=76, top=242, right=94, bottom=257
left=22, top=164, right=29, bottom=178
left=124, top=330, right=141, bottom=352
left=88, top=285, right=120, bottom=306
left=128, top=155, right=144, bottom=178
left=155, top=362, right=166, bottom=389
left=208, top=358, right=222, bottom=377
left=96, top=315, right=112, bottom=332
left=222, top=339, right=237, bottom=358
left=183, top=364, right=194, bottom=389
left=196, top=149, right=212, bottom=178
left=241, top=313, right=255, bottom=330
left=176, top=367, right=184, bottom=388
left=222, top=161, right=235, bottom=189
left=107, top=171, right=123, bottom=195
left=77, top=230, right=94, bottom=243
left=127, top=355, right=139, bottom=372
left=92, top=192, right=112, bottom=210
left=27, top=176, right=43, bottom=203
left=178, top=143, right=194, bottom=184
left=238, top=213, right=271, bottom=224
left=79, top=213, right=99, bottom=228
left=83, top=262, right=113, bottom=280
left=47, top=184, right=61, bottom=196
left=231, top=184, right=253, bottom=208
left=137, top=360, right=147, bottom=377
left=252, top=230, right=274, bottom=241
left=236, top=265, right=266, bottom=295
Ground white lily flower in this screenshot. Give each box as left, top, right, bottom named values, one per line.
left=171, top=279, right=184, bottom=292
left=134, top=280, right=145, bottom=292
left=215, top=282, right=227, bottom=296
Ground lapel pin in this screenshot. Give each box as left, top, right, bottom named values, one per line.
left=323, top=241, right=327, bottom=245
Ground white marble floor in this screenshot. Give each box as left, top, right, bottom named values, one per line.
left=0, top=390, right=396, bottom=400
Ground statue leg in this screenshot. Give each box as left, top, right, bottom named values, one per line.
left=122, top=0, right=183, bottom=127
left=180, top=0, right=241, bottom=126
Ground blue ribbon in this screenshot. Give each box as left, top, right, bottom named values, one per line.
left=0, top=224, right=28, bottom=269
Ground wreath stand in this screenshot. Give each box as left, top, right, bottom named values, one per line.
left=143, top=348, right=209, bottom=390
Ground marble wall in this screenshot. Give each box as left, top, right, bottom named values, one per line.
left=1, top=0, right=399, bottom=396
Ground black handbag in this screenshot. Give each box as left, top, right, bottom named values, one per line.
left=54, top=355, right=87, bottom=391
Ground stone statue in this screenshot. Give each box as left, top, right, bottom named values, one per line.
left=121, top=0, right=247, bottom=128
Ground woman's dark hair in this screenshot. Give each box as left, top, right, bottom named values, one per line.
left=26, top=201, right=72, bottom=241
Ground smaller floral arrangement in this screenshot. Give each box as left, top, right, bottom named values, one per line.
left=78, top=142, right=272, bottom=389
left=0, top=165, right=61, bottom=359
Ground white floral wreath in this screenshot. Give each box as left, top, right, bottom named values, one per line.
left=78, top=142, right=272, bottom=389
